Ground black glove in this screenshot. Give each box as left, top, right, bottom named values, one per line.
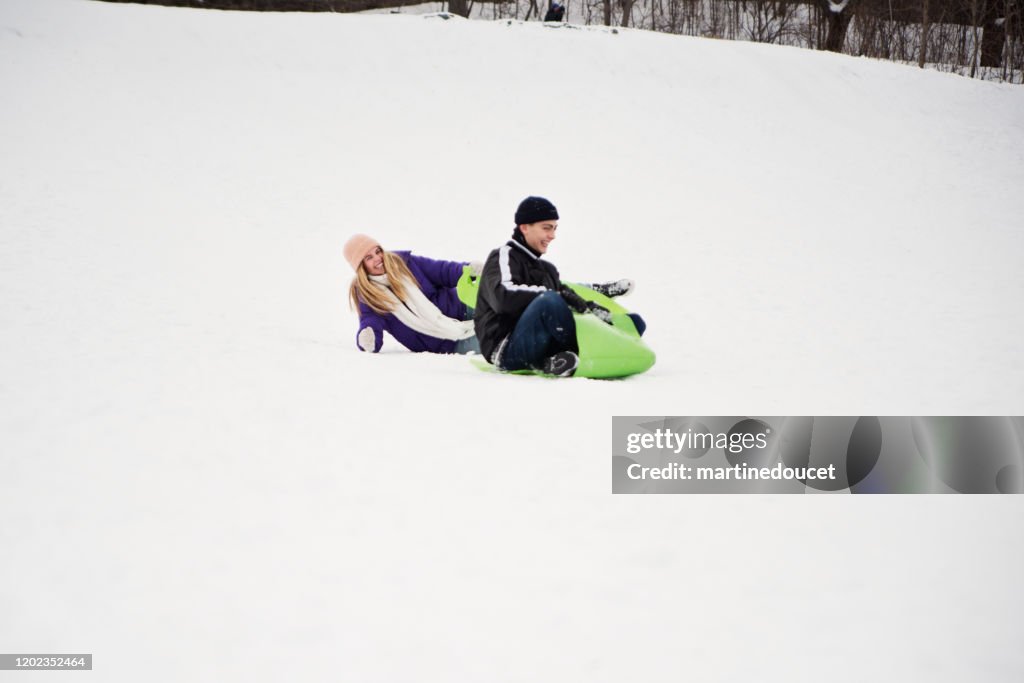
left=559, top=285, right=589, bottom=313
left=559, top=286, right=613, bottom=325
left=587, top=301, right=614, bottom=324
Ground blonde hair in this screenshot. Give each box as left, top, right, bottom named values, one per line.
left=348, top=250, right=418, bottom=315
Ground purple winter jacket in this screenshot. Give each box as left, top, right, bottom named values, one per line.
left=355, top=251, right=469, bottom=354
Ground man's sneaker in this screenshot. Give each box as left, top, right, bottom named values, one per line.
left=591, top=279, right=634, bottom=298
left=539, top=351, right=579, bottom=377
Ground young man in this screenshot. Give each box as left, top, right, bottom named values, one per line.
left=473, top=196, right=638, bottom=377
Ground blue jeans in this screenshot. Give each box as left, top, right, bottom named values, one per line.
left=501, top=291, right=577, bottom=371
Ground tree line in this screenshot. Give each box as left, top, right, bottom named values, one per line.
left=97, top=1, right=1024, bottom=82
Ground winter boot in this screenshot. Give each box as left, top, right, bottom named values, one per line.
left=539, top=351, right=579, bottom=377
left=590, top=279, right=634, bottom=298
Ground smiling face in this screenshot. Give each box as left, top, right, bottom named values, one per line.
left=362, top=245, right=385, bottom=275
left=519, top=220, right=558, bottom=254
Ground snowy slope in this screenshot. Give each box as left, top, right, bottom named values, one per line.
left=1, top=1, right=1023, bottom=681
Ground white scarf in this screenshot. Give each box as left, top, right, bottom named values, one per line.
left=369, top=273, right=475, bottom=341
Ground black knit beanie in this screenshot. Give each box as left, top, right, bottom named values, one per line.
left=514, top=196, right=559, bottom=226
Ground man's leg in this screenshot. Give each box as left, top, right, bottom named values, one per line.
left=628, top=313, right=646, bottom=337
left=500, top=291, right=577, bottom=371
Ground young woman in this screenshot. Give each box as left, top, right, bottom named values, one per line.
left=344, top=234, right=481, bottom=354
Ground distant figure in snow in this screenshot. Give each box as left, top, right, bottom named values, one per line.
left=345, top=234, right=481, bottom=354
left=544, top=2, right=565, bottom=22
left=473, top=196, right=643, bottom=377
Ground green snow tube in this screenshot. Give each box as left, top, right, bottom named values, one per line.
left=457, top=266, right=655, bottom=378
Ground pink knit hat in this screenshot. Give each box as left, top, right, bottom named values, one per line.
left=344, top=234, right=381, bottom=271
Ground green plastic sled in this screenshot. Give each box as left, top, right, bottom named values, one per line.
left=457, top=266, right=655, bottom=378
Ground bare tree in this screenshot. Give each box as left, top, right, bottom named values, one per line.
left=817, top=0, right=858, bottom=52
left=620, top=0, right=636, bottom=26
left=920, top=0, right=931, bottom=67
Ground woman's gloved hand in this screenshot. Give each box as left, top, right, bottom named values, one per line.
left=357, top=327, right=377, bottom=352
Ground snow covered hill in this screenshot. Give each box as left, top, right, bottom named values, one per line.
left=1, top=1, right=1023, bottom=681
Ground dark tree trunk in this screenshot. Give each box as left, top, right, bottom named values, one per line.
left=448, top=0, right=469, bottom=16
left=818, top=0, right=857, bottom=53
left=619, top=0, right=635, bottom=27
left=919, top=0, right=930, bottom=67
left=980, top=20, right=1006, bottom=65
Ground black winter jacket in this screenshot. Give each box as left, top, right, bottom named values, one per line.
left=474, top=232, right=562, bottom=364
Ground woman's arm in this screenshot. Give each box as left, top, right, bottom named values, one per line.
left=356, top=306, right=386, bottom=352
left=409, top=253, right=467, bottom=289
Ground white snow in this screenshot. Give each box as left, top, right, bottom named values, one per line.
left=2, top=1, right=1023, bottom=681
